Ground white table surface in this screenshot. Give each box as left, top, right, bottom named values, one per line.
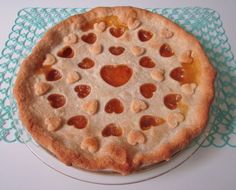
left=0, top=1, right=236, bottom=190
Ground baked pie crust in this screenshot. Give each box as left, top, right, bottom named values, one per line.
left=13, top=7, right=216, bottom=175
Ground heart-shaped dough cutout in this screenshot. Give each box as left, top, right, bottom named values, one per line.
left=78, top=58, right=95, bottom=69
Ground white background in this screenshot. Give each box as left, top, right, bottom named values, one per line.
left=0, top=1, right=236, bottom=190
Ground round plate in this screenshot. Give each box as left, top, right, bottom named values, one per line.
left=10, top=79, right=210, bottom=184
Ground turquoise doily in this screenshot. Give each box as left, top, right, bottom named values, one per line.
left=0, top=7, right=235, bottom=147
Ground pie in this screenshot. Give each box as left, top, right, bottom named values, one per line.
left=13, top=6, right=216, bottom=175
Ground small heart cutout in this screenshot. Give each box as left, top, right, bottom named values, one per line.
left=109, top=27, right=125, bottom=38
left=140, top=83, right=157, bottom=98
left=140, top=115, right=165, bottom=130
left=57, top=46, right=74, bottom=58
left=138, top=29, right=153, bottom=42
left=105, top=98, right=124, bottom=114
left=45, top=69, right=62, bottom=81
left=47, top=94, right=66, bottom=109
left=160, top=43, right=174, bottom=57
left=81, top=33, right=97, bottom=44
left=109, top=46, right=125, bottom=56
left=67, top=115, right=88, bottom=129
left=102, top=123, right=122, bottom=137
left=74, top=84, right=91, bottom=98
left=170, top=67, right=185, bottom=83
left=78, top=58, right=95, bottom=69
left=139, top=56, right=156, bottom=68
left=164, top=94, right=182, bottom=110
left=100, top=65, right=132, bottom=87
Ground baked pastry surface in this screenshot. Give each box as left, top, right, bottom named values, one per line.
left=14, top=6, right=216, bottom=175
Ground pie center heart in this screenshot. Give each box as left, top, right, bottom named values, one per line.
left=100, top=64, right=132, bottom=87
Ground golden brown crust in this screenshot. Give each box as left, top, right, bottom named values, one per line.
left=14, top=6, right=216, bottom=175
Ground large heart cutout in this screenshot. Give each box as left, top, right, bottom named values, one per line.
left=100, top=64, right=132, bottom=87
left=105, top=98, right=124, bottom=114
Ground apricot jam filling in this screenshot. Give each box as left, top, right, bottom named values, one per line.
left=170, top=56, right=200, bottom=85
left=35, top=66, right=62, bottom=81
